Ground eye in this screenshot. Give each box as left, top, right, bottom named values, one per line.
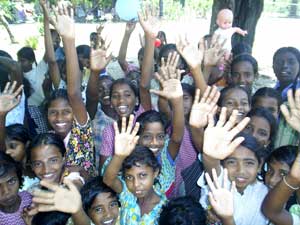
left=142, top=134, right=152, bottom=141
left=231, top=72, right=240, bottom=78
left=48, top=110, right=57, bottom=116
left=280, top=171, right=288, bottom=177
left=245, top=161, right=255, bottom=166
left=7, top=177, right=17, bottom=185
left=258, top=130, right=268, bottom=137
left=125, top=175, right=133, bottom=181
left=139, top=173, right=147, bottom=179
left=63, top=109, right=71, bottom=115
left=226, top=160, right=236, bottom=166
left=8, top=142, right=18, bottom=149
left=49, top=158, right=59, bottom=164
left=157, top=134, right=165, bottom=140
left=225, top=101, right=233, bottom=106
left=110, top=201, right=119, bottom=208
left=31, top=161, right=42, bottom=169
left=94, top=206, right=103, bottom=213
left=241, top=101, right=249, bottom=107
left=244, top=124, right=252, bottom=132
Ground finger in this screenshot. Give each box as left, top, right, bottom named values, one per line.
left=208, top=192, right=217, bottom=210
left=216, top=107, right=227, bottom=127
left=113, top=121, right=120, bottom=135
left=32, top=189, right=54, bottom=199
left=58, top=3, right=63, bottom=15
left=154, top=72, right=165, bottom=86
left=37, top=204, right=56, bottom=212
left=198, top=37, right=205, bottom=51
left=160, top=57, right=166, bottom=68
left=295, top=89, right=300, bottom=108
left=211, top=105, right=218, bottom=116
left=231, top=181, right=236, bottom=193
left=212, top=168, right=220, bottom=189
left=200, top=86, right=211, bottom=104
left=205, top=172, right=216, bottom=193
left=40, top=180, right=59, bottom=192
left=223, top=168, right=229, bottom=189
left=3, top=82, right=10, bottom=93
left=211, top=88, right=220, bottom=106
left=207, top=113, right=215, bottom=128
left=32, top=197, right=54, bottom=205
left=121, top=117, right=126, bottom=133
left=223, top=110, right=238, bottom=130
left=131, top=122, right=140, bottom=137
left=126, top=115, right=134, bottom=134
left=69, top=7, right=74, bottom=19
left=8, top=81, right=17, bottom=94
left=63, top=179, right=78, bottom=193
left=287, top=89, right=296, bottom=109
left=194, top=89, right=201, bottom=105
left=170, top=52, right=179, bottom=68
left=207, top=86, right=218, bottom=105
left=280, top=104, right=291, bottom=121
left=166, top=52, right=172, bottom=70
left=175, top=69, right=183, bottom=80
left=150, top=89, right=167, bottom=98
left=229, top=117, right=250, bottom=138
left=227, top=137, right=245, bottom=154
left=62, top=3, right=68, bottom=16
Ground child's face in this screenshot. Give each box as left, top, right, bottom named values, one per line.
left=217, top=13, right=233, bottom=29
left=51, top=31, right=61, bottom=50
left=124, top=163, right=159, bottom=199
left=127, top=71, right=141, bottom=90
left=48, top=98, right=73, bottom=138
left=231, top=61, right=255, bottom=93
left=221, top=89, right=250, bottom=122
left=30, top=144, right=64, bottom=183
left=99, top=78, right=113, bottom=106
left=273, top=51, right=299, bottom=86
left=223, top=146, right=261, bottom=193
left=138, top=122, right=165, bottom=155
left=244, top=116, right=271, bottom=147
left=78, top=54, right=90, bottom=69
left=110, top=83, right=137, bottom=118
left=253, top=96, right=279, bottom=119
left=183, top=91, right=193, bottom=117
left=88, top=192, right=119, bottom=225
left=0, top=170, right=20, bottom=211
left=18, top=56, right=32, bottom=73
left=5, top=139, right=26, bottom=162
left=265, top=159, right=290, bottom=189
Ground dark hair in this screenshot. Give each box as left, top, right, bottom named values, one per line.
left=218, top=85, right=251, bottom=107
left=157, top=31, right=167, bottom=45
left=231, top=54, right=258, bottom=76
left=231, top=42, right=252, bottom=58
left=99, top=75, right=114, bottom=83
left=76, top=45, right=90, bottom=59
left=136, top=110, right=168, bottom=135
left=6, top=124, right=31, bottom=144
left=17, top=47, right=37, bottom=65
left=252, top=87, right=282, bottom=110
left=0, top=151, right=23, bottom=188
left=266, top=145, right=298, bottom=168
left=273, top=47, right=300, bottom=90
left=158, top=44, right=187, bottom=71
left=45, top=89, right=69, bottom=112
left=246, top=107, right=278, bottom=150
left=159, top=196, right=206, bottom=225
left=122, top=146, right=161, bottom=178
left=80, top=176, right=119, bottom=214
left=182, top=83, right=195, bottom=99
left=32, top=211, right=71, bottom=225
left=230, top=132, right=265, bottom=164
left=0, top=50, right=12, bottom=90
left=138, top=47, right=145, bottom=60
left=27, top=133, right=66, bottom=161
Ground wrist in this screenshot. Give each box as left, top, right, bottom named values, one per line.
left=221, top=216, right=235, bottom=225
left=285, top=174, right=300, bottom=189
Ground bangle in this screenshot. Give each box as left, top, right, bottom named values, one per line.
left=283, top=176, right=300, bottom=190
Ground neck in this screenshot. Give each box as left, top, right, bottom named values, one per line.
left=137, top=187, right=157, bottom=206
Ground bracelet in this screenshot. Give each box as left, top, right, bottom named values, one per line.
left=283, top=176, right=300, bottom=190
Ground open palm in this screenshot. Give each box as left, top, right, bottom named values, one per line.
left=114, top=115, right=140, bottom=157
left=0, top=82, right=22, bottom=115
left=138, top=8, right=159, bottom=38
left=203, top=108, right=250, bottom=160
left=52, top=3, right=75, bottom=39
left=280, top=89, right=300, bottom=132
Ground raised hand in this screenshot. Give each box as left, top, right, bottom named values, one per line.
left=201, top=34, right=226, bottom=67
left=125, top=20, right=137, bottom=34
left=150, top=52, right=183, bottom=100
left=280, top=89, right=300, bottom=132
left=32, top=179, right=81, bottom=214
left=114, top=115, right=140, bottom=157
left=90, top=27, right=112, bottom=73
left=189, top=86, right=220, bottom=129
left=203, top=108, right=250, bottom=160
left=176, top=35, right=203, bottom=70
left=138, top=6, right=159, bottom=38
left=206, top=168, right=235, bottom=220
left=52, top=2, right=74, bottom=39
left=0, top=81, right=23, bottom=116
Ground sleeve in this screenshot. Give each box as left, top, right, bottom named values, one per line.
left=100, top=124, right=115, bottom=157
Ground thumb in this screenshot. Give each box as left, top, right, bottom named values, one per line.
left=150, top=89, right=167, bottom=98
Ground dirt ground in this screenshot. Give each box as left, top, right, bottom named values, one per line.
left=1, top=16, right=299, bottom=87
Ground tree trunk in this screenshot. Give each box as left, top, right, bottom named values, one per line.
left=0, top=13, right=17, bottom=44
left=289, top=0, right=298, bottom=17
left=210, top=0, right=263, bottom=49
left=159, top=0, right=163, bottom=17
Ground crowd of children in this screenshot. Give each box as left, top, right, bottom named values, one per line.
left=0, top=1, right=300, bottom=225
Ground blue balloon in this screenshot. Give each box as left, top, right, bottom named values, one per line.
left=116, top=0, right=140, bottom=21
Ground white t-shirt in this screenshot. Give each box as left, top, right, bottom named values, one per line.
left=214, top=27, right=236, bottom=52
left=5, top=90, right=25, bottom=126
left=198, top=162, right=269, bottom=225
left=24, top=60, right=48, bottom=106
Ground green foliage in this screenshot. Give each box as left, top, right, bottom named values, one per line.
left=25, top=36, right=40, bottom=50
left=0, top=0, right=15, bottom=20
left=264, top=0, right=299, bottom=17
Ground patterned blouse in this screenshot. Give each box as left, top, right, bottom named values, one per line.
left=65, top=118, right=96, bottom=177
left=0, top=191, right=32, bottom=225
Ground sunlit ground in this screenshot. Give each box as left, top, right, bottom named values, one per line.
left=1, top=15, right=299, bottom=80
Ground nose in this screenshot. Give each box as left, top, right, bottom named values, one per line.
left=0, top=185, right=10, bottom=196
left=239, top=74, right=246, bottom=84
left=151, top=137, right=159, bottom=146
left=236, top=162, right=245, bottom=173
left=102, top=206, right=112, bottom=219
left=133, top=178, right=141, bottom=189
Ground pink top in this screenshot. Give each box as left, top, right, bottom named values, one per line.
left=0, top=191, right=32, bottom=225
left=100, top=105, right=145, bottom=157
left=169, top=126, right=198, bottom=198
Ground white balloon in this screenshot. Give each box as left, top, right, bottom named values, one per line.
left=115, top=0, right=140, bottom=21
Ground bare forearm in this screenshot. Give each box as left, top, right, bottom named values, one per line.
left=0, top=114, right=6, bottom=151
left=86, top=71, right=99, bottom=119
left=72, top=206, right=91, bottom=225
left=190, top=66, right=207, bottom=95
left=118, top=31, right=132, bottom=71
left=103, top=155, right=124, bottom=193
left=190, top=127, right=204, bottom=152
left=158, top=97, right=171, bottom=121
left=203, top=154, right=221, bottom=177
left=221, top=217, right=236, bottom=225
